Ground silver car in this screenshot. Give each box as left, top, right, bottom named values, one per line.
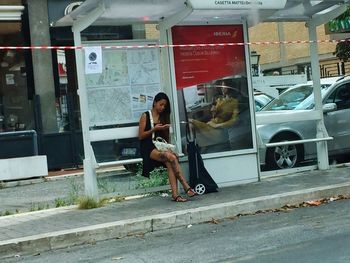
left=257, top=76, right=350, bottom=169
left=254, top=92, right=273, bottom=111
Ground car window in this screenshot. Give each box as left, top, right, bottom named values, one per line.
left=328, top=83, right=350, bottom=110
left=262, top=85, right=313, bottom=111
left=255, top=100, right=263, bottom=111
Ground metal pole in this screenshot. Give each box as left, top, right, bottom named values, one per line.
left=72, top=29, right=98, bottom=198
left=71, top=4, right=105, bottom=198
left=308, top=22, right=329, bottom=170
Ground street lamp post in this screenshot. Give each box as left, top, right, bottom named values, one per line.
left=250, top=51, right=260, bottom=76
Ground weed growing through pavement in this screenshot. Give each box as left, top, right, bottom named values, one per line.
left=135, top=167, right=168, bottom=189
left=51, top=178, right=83, bottom=208
left=0, top=210, right=13, bottom=216
left=30, top=203, right=49, bottom=212
left=77, top=196, right=106, bottom=209
left=112, top=196, right=125, bottom=202
left=68, top=177, right=82, bottom=204
left=97, top=178, right=117, bottom=194
left=55, top=198, right=67, bottom=208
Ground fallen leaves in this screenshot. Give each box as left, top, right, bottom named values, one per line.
left=209, top=218, right=221, bottom=224
left=304, top=200, right=322, bottom=206
left=233, top=195, right=349, bottom=218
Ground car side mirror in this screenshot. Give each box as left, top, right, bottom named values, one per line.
left=323, top=103, right=337, bottom=113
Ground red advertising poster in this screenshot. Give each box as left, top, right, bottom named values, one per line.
left=172, top=25, right=246, bottom=90
left=173, top=25, right=253, bottom=154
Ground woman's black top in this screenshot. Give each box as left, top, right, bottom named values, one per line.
left=140, top=111, right=165, bottom=177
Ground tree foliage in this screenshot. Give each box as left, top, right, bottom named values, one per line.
left=334, top=40, right=350, bottom=62
left=333, top=7, right=350, bottom=62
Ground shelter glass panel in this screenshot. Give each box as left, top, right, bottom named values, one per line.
left=172, top=25, right=253, bottom=154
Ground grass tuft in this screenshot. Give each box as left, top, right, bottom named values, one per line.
left=77, top=196, right=104, bottom=209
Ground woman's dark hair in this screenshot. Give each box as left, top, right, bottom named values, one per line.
left=153, top=92, right=171, bottom=124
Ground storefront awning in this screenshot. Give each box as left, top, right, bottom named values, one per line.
left=55, top=0, right=350, bottom=27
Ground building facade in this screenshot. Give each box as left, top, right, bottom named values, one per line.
left=0, top=0, right=144, bottom=170
left=249, top=22, right=350, bottom=78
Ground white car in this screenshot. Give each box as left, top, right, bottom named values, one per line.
left=257, top=76, right=350, bottom=169
left=254, top=92, right=273, bottom=111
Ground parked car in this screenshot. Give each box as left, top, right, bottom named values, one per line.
left=257, top=76, right=350, bottom=169
left=254, top=92, right=273, bottom=111
left=307, top=76, right=344, bottom=89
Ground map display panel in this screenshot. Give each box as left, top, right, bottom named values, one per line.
left=84, top=43, right=161, bottom=126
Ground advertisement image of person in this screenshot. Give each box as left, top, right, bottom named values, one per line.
left=190, top=80, right=239, bottom=148
left=138, top=92, right=196, bottom=202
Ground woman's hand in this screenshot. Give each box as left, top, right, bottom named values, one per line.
left=154, top=124, right=170, bottom=131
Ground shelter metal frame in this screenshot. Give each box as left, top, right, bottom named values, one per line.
left=55, top=0, right=350, bottom=198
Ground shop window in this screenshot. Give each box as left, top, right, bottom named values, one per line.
left=0, top=22, right=34, bottom=133
left=55, top=50, right=69, bottom=132
left=53, top=49, right=82, bottom=133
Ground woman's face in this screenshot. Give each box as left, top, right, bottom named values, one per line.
left=154, top=99, right=167, bottom=113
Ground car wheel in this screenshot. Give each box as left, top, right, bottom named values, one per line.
left=266, top=139, right=303, bottom=169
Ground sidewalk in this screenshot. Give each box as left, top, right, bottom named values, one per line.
left=1, top=164, right=350, bottom=259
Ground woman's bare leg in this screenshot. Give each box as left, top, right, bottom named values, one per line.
left=150, top=150, right=185, bottom=200
left=167, top=155, right=196, bottom=197
left=158, top=151, right=192, bottom=193
left=164, top=162, right=178, bottom=197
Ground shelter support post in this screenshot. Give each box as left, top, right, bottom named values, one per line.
left=158, top=3, right=193, bottom=151
left=307, top=22, right=329, bottom=170
left=72, top=3, right=106, bottom=198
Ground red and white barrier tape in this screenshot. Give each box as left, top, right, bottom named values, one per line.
left=0, top=39, right=347, bottom=50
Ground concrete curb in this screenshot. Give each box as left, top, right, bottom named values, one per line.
left=1, top=182, right=350, bottom=259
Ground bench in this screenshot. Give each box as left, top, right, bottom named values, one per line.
left=89, top=127, right=141, bottom=168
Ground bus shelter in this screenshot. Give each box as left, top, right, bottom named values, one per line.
left=56, top=0, right=349, bottom=198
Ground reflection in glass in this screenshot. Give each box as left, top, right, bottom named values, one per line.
left=179, top=75, right=253, bottom=154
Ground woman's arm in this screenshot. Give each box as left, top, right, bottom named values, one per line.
left=138, top=112, right=170, bottom=140
left=138, top=113, right=154, bottom=140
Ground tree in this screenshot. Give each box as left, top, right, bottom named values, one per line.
left=334, top=40, right=350, bottom=62
left=333, top=7, right=350, bottom=62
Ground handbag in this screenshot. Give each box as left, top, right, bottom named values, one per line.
left=148, top=110, right=176, bottom=152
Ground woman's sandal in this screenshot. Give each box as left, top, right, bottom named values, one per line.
left=185, top=188, right=197, bottom=197
left=172, top=195, right=187, bottom=202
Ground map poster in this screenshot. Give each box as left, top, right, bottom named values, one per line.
left=84, top=43, right=161, bottom=126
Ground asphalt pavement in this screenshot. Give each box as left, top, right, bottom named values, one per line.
left=0, top=164, right=350, bottom=259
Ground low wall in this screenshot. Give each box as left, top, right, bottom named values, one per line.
left=0, top=156, right=48, bottom=181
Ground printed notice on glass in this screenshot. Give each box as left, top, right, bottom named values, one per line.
left=5, top=74, right=15, bottom=85
left=85, top=46, right=102, bottom=74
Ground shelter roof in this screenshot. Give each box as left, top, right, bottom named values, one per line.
left=55, top=0, right=350, bottom=27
